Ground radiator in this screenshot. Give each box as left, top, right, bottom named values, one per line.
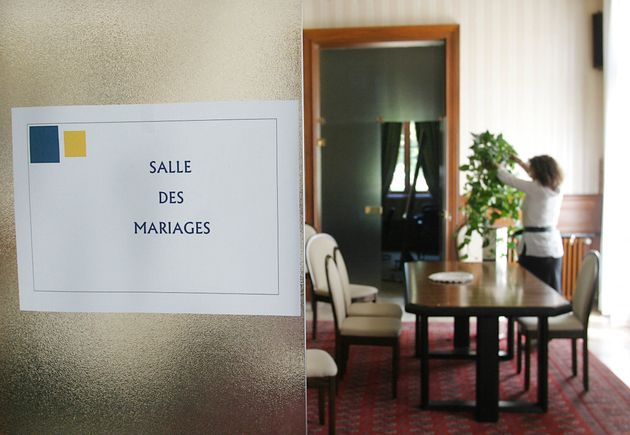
left=561, top=234, right=593, bottom=301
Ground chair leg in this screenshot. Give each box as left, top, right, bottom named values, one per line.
left=571, top=338, right=577, bottom=377
left=506, top=317, right=515, bottom=359
left=340, top=342, right=350, bottom=379
left=312, top=298, right=318, bottom=341
left=516, top=327, right=522, bottom=374
left=334, top=339, right=342, bottom=379
left=318, top=387, right=325, bottom=425
left=392, top=340, right=400, bottom=399
left=328, top=377, right=336, bottom=435
left=524, top=335, right=530, bottom=390
left=415, top=314, right=421, bottom=358
left=583, top=336, right=589, bottom=391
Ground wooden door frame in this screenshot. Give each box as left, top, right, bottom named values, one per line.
left=304, top=25, right=460, bottom=260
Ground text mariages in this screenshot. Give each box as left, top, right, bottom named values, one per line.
left=134, top=221, right=210, bottom=235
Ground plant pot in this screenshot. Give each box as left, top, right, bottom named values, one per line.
left=482, top=227, right=508, bottom=262
left=456, top=226, right=483, bottom=262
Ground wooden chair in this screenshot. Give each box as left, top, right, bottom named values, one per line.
left=517, top=250, right=600, bottom=391
left=306, top=233, right=401, bottom=320
left=331, top=245, right=402, bottom=318
left=325, top=255, right=402, bottom=398
left=306, top=233, right=402, bottom=340
left=307, top=348, right=337, bottom=435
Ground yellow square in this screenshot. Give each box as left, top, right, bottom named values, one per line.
left=64, top=130, right=86, bottom=157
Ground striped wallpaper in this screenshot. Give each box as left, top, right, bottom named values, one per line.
left=304, top=0, right=604, bottom=194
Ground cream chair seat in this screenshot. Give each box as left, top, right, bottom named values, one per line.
left=306, top=348, right=338, bottom=378
left=340, top=316, right=402, bottom=337
left=346, top=302, right=402, bottom=318
left=518, top=312, right=583, bottom=332
left=312, top=284, right=377, bottom=300
left=342, top=283, right=377, bottom=299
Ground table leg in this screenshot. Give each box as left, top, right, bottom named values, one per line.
left=537, top=316, right=549, bottom=411
left=420, top=314, right=429, bottom=409
left=476, top=316, right=499, bottom=422
left=454, top=316, right=470, bottom=349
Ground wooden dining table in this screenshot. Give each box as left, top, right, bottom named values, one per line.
left=404, top=260, right=571, bottom=422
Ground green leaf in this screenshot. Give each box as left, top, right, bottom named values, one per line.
left=458, top=130, right=523, bottom=252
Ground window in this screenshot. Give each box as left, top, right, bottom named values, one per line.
left=388, top=122, right=429, bottom=193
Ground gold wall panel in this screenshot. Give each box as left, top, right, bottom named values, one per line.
left=0, top=0, right=305, bottom=433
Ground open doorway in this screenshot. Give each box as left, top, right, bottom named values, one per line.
left=382, top=120, right=446, bottom=283
left=304, top=25, right=460, bottom=288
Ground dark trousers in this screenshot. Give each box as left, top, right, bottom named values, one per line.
left=519, top=254, right=563, bottom=292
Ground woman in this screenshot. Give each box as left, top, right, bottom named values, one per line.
left=497, top=154, right=564, bottom=292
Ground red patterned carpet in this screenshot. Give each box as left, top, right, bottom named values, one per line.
left=307, top=320, right=630, bottom=434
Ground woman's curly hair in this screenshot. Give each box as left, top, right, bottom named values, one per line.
left=529, top=155, right=563, bottom=191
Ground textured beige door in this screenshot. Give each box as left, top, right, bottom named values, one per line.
left=0, top=1, right=305, bottom=433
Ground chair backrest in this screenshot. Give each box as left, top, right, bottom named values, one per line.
left=305, top=233, right=337, bottom=294
left=325, top=255, right=347, bottom=331
left=332, top=247, right=353, bottom=309
left=572, top=250, right=600, bottom=327
left=304, top=224, right=317, bottom=273
left=305, top=224, right=317, bottom=241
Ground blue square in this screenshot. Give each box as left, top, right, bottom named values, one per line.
left=30, top=126, right=60, bottom=163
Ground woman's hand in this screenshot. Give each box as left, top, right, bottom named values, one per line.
left=511, top=154, right=530, bottom=172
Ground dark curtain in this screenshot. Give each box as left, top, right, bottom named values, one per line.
left=414, top=121, right=442, bottom=208
left=381, top=122, right=403, bottom=198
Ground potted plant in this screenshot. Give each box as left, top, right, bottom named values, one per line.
left=458, top=131, right=524, bottom=260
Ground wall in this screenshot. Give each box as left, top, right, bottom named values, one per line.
left=304, top=0, right=604, bottom=195
left=0, top=1, right=304, bottom=433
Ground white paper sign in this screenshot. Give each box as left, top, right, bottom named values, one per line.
left=12, top=101, right=301, bottom=316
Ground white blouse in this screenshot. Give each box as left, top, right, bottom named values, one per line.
left=497, top=166, right=564, bottom=258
